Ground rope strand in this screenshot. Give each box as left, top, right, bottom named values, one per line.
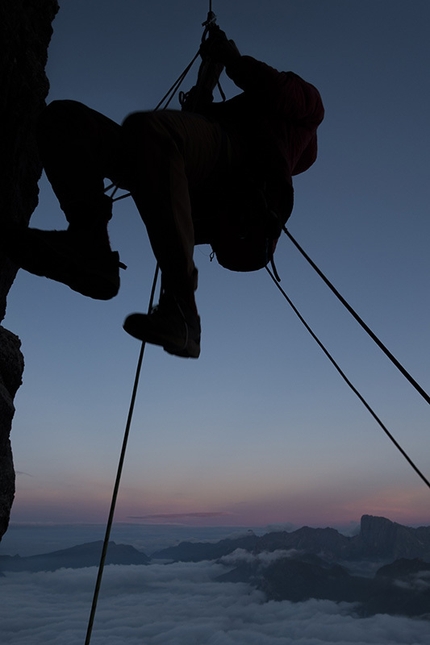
left=86, top=16, right=209, bottom=645
left=266, top=266, right=430, bottom=491
left=154, top=50, right=201, bottom=110
left=284, top=227, right=430, bottom=407
left=84, top=265, right=160, bottom=645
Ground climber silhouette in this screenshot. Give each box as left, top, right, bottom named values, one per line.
left=3, top=26, right=324, bottom=358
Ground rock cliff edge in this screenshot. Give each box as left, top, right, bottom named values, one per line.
left=0, top=0, right=59, bottom=539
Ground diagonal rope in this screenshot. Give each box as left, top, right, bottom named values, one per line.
left=283, top=227, right=430, bottom=407
left=85, top=8, right=215, bottom=643
left=154, top=49, right=201, bottom=111
left=265, top=266, right=430, bottom=491
left=85, top=49, right=201, bottom=642
left=84, top=265, right=160, bottom=645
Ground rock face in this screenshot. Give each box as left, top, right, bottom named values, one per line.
left=0, top=0, right=59, bottom=540
left=0, top=328, right=24, bottom=540
left=353, top=514, right=429, bottom=560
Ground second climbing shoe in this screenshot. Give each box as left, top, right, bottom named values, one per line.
left=2, top=226, right=124, bottom=300
left=123, top=294, right=201, bottom=358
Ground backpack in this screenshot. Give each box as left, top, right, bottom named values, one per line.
left=208, top=179, right=285, bottom=273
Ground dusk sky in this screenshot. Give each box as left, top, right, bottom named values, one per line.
left=3, top=0, right=430, bottom=532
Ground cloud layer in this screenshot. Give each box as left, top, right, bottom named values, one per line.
left=1, top=561, right=429, bottom=644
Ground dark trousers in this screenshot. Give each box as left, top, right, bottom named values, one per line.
left=37, top=100, right=227, bottom=306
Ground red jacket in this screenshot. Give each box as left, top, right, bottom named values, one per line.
left=204, top=55, right=324, bottom=222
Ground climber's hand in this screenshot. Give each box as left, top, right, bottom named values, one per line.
left=200, top=26, right=240, bottom=66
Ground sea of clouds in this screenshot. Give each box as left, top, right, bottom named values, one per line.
left=1, top=559, right=429, bottom=645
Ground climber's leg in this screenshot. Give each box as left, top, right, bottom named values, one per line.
left=4, top=100, right=127, bottom=299
left=121, top=110, right=223, bottom=357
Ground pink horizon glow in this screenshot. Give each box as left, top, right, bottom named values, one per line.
left=10, top=487, right=430, bottom=529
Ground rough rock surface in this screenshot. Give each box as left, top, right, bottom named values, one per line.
left=0, top=0, right=59, bottom=540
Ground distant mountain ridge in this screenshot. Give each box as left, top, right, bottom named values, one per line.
left=0, top=540, right=150, bottom=573
left=152, top=515, right=430, bottom=562
left=1, top=515, right=429, bottom=619
left=218, top=553, right=430, bottom=618
left=148, top=514, right=430, bottom=619
left=152, top=531, right=259, bottom=562
left=1, top=514, right=430, bottom=573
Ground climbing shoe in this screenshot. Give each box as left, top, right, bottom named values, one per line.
left=123, top=294, right=201, bottom=358
left=2, top=226, right=124, bottom=300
